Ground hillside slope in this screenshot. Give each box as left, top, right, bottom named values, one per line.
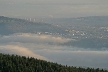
left=0, top=16, right=66, bottom=35
left=0, top=53, right=108, bottom=72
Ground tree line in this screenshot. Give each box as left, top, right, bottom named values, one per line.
left=0, top=53, right=108, bottom=72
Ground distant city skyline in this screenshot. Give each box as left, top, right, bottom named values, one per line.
left=0, top=0, right=108, bottom=18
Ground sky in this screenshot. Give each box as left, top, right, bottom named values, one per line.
left=0, top=0, right=108, bottom=18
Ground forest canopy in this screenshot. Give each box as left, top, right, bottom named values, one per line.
left=0, top=53, right=108, bottom=72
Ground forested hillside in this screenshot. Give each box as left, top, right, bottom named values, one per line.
left=0, top=53, right=108, bottom=72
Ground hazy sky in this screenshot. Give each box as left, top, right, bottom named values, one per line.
left=0, top=0, right=108, bottom=18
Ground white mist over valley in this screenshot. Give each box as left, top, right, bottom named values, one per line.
left=0, top=33, right=108, bottom=69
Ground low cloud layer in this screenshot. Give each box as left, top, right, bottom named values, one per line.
left=35, top=50, right=108, bottom=69
left=0, top=33, right=70, bottom=59
left=0, top=33, right=108, bottom=69
left=0, top=33, right=70, bottom=44
left=0, top=45, right=48, bottom=60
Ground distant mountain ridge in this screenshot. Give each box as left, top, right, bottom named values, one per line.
left=0, top=16, right=66, bottom=35
left=0, top=16, right=108, bottom=49
left=41, top=16, right=108, bottom=26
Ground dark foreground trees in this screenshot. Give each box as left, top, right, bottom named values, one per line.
left=0, top=53, right=108, bottom=72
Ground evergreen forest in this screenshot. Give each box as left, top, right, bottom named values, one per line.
left=0, top=53, right=108, bottom=72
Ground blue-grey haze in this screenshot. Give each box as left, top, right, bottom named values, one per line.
left=0, top=0, right=108, bottom=18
